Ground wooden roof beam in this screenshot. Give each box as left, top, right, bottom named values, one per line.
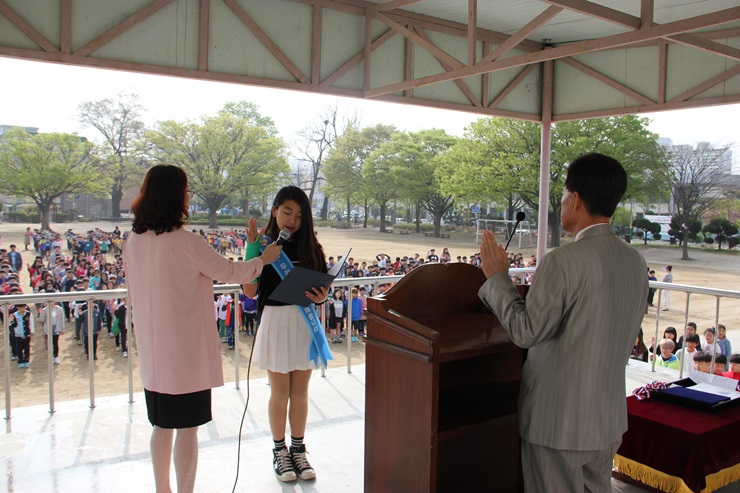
left=74, top=0, right=175, bottom=57
left=364, top=6, right=740, bottom=97
left=0, top=0, right=59, bottom=53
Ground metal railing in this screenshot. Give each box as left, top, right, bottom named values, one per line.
left=2, top=270, right=738, bottom=419
left=647, top=281, right=740, bottom=377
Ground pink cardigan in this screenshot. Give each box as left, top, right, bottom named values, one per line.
left=123, top=228, right=263, bottom=394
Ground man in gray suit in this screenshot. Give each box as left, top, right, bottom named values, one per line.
left=479, top=153, right=648, bottom=492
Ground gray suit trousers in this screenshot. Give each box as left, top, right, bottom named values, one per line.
left=521, top=439, right=621, bottom=493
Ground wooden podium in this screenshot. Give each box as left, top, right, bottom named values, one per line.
left=364, top=262, right=526, bottom=493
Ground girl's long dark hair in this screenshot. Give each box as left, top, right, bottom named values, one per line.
left=265, top=186, right=326, bottom=272
left=131, top=165, right=189, bottom=235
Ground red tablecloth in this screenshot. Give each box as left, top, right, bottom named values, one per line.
left=616, top=396, right=740, bottom=492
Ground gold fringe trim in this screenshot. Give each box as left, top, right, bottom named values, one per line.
left=614, top=454, right=740, bottom=493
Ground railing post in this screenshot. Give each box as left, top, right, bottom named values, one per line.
left=87, top=298, right=96, bottom=409
left=46, top=303, right=55, bottom=414
left=321, top=300, right=327, bottom=378
left=128, top=303, right=134, bottom=404
left=711, top=297, right=721, bottom=371
left=347, top=286, right=353, bottom=374
left=678, top=293, right=692, bottom=378
left=3, top=304, right=11, bottom=420
left=651, top=290, right=663, bottom=372
left=233, top=291, right=240, bottom=389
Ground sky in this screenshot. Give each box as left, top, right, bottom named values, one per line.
left=1, top=57, right=739, bottom=172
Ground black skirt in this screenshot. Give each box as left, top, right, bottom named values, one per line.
left=144, top=388, right=212, bottom=429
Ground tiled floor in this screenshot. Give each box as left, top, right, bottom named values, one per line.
left=0, top=362, right=738, bottom=492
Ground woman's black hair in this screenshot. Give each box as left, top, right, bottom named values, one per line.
left=131, top=165, right=189, bottom=235
left=264, top=185, right=326, bottom=272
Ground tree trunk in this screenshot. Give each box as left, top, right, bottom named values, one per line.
left=379, top=203, right=387, bottom=232
left=346, top=197, right=351, bottom=223
left=548, top=210, right=561, bottom=248
left=208, top=209, right=218, bottom=229
left=433, top=212, right=442, bottom=237
left=363, top=199, right=369, bottom=228
left=391, top=200, right=397, bottom=226
left=415, top=201, right=421, bottom=233
left=320, top=195, right=329, bottom=221
left=111, top=186, right=123, bottom=218
left=681, top=226, right=691, bottom=260
left=40, top=205, right=51, bottom=231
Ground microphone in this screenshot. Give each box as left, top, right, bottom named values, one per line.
left=504, top=212, right=526, bottom=250
left=275, top=229, right=291, bottom=246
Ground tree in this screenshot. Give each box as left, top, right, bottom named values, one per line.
left=663, top=142, right=732, bottom=260
left=438, top=115, right=666, bottom=247
left=78, top=91, right=147, bottom=218
left=550, top=116, right=668, bottom=246
left=668, top=217, right=702, bottom=246
left=147, top=113, right=290, bottom=228
left=221, top=101, right=278, bottom=136
left=0, top=129, right=108, bottom=229
left=291, top=104, right=354, bottom=218
left=386, top=129, right=457, bottom=235
left=437, top=118, right=538, bottom=222
left=324, top=124, right=395, bottom=228
left=702, top=218, right=739, bottom=250
left=632, top=218, right=662, bottom=245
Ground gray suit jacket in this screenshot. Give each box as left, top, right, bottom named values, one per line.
left=478, top=224, right=648, bottom=451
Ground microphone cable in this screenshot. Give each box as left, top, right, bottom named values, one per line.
left=231, top=312, right=258, bottom=493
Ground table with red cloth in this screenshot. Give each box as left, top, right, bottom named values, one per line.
left=614, top=395, right=740, bottom=493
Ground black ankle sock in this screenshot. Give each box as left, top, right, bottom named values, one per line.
left=274, top=438, right=286, bottom=450
left=291, top=436, right=304, bottom=449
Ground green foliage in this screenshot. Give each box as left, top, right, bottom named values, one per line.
left=437, top=115, right=666, bottom=247
left=611, top=206, right=631, bottom=229
left=221, top=101, right=278, bottom=137
left=702, top=218, right=739, bottom=250
left=728, top=237, right=739, bottom=249
left=668, top=217, right=703, bottom=245
left=147, top=112, right=290, bottom=228
left=632, top=218, right=661, bottom=245
left=0, top=128, right=109, bottom=229
left=325, top=124, right=396, bottom=231
left=704, top=236, right=715, bottom=245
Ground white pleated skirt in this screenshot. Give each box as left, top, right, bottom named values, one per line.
left=254, top=305, right=316, bottom=374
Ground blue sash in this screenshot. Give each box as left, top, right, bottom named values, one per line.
left=262, top=246, right=333, bottom=369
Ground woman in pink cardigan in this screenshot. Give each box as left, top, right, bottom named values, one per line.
left=123, top=165, right=281, bottom=493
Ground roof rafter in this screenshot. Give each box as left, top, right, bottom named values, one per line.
left=413, top=26, right=481, bottom=107
left=223, top=0, right=309, bottom=84
left=74, top=0, right=175, bottom=57
left=364, top=6, right=740, bottom=98
left=0, top=0, right=59, bottom=53
left=543, top=0, right=740, bottom=61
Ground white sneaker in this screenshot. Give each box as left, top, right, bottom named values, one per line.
left=108, top=332, right=114, bottom=338
left=54, top=357, right=61, bottom=364
left=122, top=351, right=128, bottom=358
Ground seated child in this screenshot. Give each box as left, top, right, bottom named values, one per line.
left=676, top=333, right=700, bottom=374
left=713, top=354, right=728, bottom=375
left=721, top=354, right=740, bottom=381
left=655, top=338, right=680, bottom=370
left=703, top=327, right=720, bottom=356
left=693, top=351, right=712, bottom=373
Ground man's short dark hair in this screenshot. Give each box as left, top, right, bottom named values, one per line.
left=564, top=153, right=627, bottom=218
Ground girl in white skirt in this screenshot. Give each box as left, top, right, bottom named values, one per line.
left=242, top=185, right=329, bottom=483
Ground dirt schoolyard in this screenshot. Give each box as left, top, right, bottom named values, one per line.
left=1, top=220, right=739, bottom=409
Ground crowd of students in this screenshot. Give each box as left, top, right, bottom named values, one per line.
left=0, top=227, right=129, bottom=368
left=1, top=224, right=538, bottom=368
